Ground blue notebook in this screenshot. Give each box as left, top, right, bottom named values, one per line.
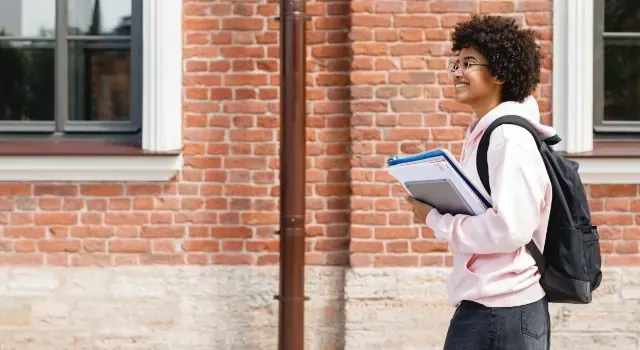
left=387, top=148, right=492, bottom=215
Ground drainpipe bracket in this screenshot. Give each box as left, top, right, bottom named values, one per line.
left=274, top=295, right=310, bottom=301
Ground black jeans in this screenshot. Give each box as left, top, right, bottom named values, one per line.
left=443, top=296, right=550, bottom=350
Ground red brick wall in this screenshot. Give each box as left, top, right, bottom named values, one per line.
left=0, top=0, right=351, bottom=267
left=348, top=0, right=555, bottom=267
left=0, top=0, right=636, bottom=268
left=346, top=0, right=638, bottom=268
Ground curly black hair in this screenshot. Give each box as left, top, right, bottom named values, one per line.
left=451, top=14, right=542, bottom=103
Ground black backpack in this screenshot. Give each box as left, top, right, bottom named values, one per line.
left=476, top=115, right=603, bottom=304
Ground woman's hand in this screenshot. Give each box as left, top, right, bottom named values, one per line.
left=405, top=196, right=434, bottom=224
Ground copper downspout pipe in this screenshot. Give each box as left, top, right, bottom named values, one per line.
left=277, top=0, right=307, bottom=349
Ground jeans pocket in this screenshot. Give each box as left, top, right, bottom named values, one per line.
left=520, top=299, right=548, bottom=339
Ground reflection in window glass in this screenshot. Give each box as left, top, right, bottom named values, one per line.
left=0, top=41, right=55, bottom=121
left=603, top=40, right=640, bottom=122
left=69, top=42, right=131, bottom=122
left=0, top=0, right=55, bottom=38
left=68, top=0, right=132, bottom=36
left=604, top=0, right=640, bottom=33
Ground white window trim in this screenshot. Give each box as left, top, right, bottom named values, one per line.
left=0, top=0, right=183, bottom=182
left=553, top=0, right=640, bottom=184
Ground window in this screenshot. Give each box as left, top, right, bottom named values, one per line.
left=593, top=0, right=640, bottom=136
left=0, top=0, right=183, bottom=181
left=0, top=0, right=141, bottom=139
left=553, top=0, right=640, bottom=184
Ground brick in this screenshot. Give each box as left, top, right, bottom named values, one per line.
left=312, top=45, right=350, bottom=59
left=344, top=57, right=376, bottom=71
left=439, top=100, right=474, bottom=113
left=34, top=185, right=77, bottom=196
left=183, top=18, right=219, bottom=31
left=374, top=58, right=397, bottom=70
left=411, top=241, right=449, bottom=253
left=83, top=239, right=106, bottom=253
left=615, top=241, right=639, bottom=254
left=377, top=87, right=399, bottom=98
left=35, top=213, right=77, bottom=225
left=38, top=240, right=81, bottom=253
left=375, top=227, right=418, bottom=239
left=353, top=43, right=389, bottom=56
left=394, top=15, right=439, bottom=28
left=213, top=254, right=254, bottom=265
left=352, top=14, right=392, bottom=27
left=316, top=17, right=349, bottom=30
left=183, top=240, right=220, bottom=252
left=222, top=18, right=263, bottom=31
left=441, top=14, right=473, bottom=28
left=425, top=29, right=449, bottom=41
left=317, top=74, right=350, bottom=86
left=375, top=1, right=404, bottom=13
left=606, top=199, right=630, bottom=211
left=406, top=1, right=429, bottom=13
left=350, top=27, right=373, bottom=41
left=607, top=255, right=640, bottom=266
left=591, top=185, right=637, bottom=198
left=141, top=226, right=185, bottom=238
left=109, top=240, right=150, bottom=253
left=390, top=43, right=442, bottom=56
left=386, top=241, right=409, bottom=253
left=220, top=46, right=264, bottom=58
left=480, top=1, right=515, bottom=13
left=389, top=72, right=435, bottom=84
left=13, top=241, right=35, bottom=252
left=526, top=12, right=551, bottom=26
left=400, top=29, right=424, bottom=42
left=390, top=100, right=436, bottom=113
left=223, top=74, right=269, bottom=86
left=352, top=241, right=384, bottom=253
left=518, top=1, right=552, bottom=11
left=592, top=213, right=634, bottom=226
left=375, top=29, right=398, bottom=42
left=430, top=1, right=477, bottom=13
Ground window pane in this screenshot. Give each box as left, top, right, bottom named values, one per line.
left=68, top=41, right=131, bottom=122
left=0, top=0, right=55, bottom=38
left=603, top=39, right=640, bottom=122
left=0, top=41, right=54, bottom=121
left=69, top=0, right=132, bottom=36
left=605, top=0, right=640, bottom=32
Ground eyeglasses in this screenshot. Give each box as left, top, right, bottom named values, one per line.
left=447, top=60, right=488, bottom=80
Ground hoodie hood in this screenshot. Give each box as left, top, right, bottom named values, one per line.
left=465, top=95, right=557, bottom=144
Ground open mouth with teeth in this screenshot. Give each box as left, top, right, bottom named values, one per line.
left=455, top=83, right=469, bottom=89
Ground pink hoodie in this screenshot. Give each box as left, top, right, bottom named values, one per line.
left=426, top=96, right=557, bottom=307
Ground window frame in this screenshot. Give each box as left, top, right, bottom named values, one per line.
left=0, top=0, right=143, bottom=135
left=592, top=0, right=640, bottom=135
left=0, top=0, right=183, bottom=181
left=552, top=0, right=640, bottom=184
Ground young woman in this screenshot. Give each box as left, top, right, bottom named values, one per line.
left=405, top=15, right=555, bottom=350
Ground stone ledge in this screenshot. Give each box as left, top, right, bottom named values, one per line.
left=0, top=266, right=636, bottom=349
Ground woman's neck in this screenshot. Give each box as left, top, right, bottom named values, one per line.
left=473, top=94, right=502, bottom=120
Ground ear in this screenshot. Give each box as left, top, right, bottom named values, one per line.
left=493, top=76, right=505, bottom=85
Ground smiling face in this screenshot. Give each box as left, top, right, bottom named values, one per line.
left=448, top=46, right=503, bottom=109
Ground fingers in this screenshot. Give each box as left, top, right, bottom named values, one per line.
left=405, top=195, right=416, bottom=205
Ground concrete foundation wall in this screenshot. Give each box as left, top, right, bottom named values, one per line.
left=0, top=266, right=637, bottom=349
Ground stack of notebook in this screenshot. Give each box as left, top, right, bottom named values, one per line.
left=387, top=148, right=492, bottom=216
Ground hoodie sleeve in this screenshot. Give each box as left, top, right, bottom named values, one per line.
left=425, top=137, right=547, bottom=254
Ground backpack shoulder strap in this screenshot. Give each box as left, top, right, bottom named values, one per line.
left=475, top=114, right=550, bottom=275
left=476, top=115, right=543, bottom=196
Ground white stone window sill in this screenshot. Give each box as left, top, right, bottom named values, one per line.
left=0, top=155, right=183, bottom=182
left=572, top=157, right=640, bottom=185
